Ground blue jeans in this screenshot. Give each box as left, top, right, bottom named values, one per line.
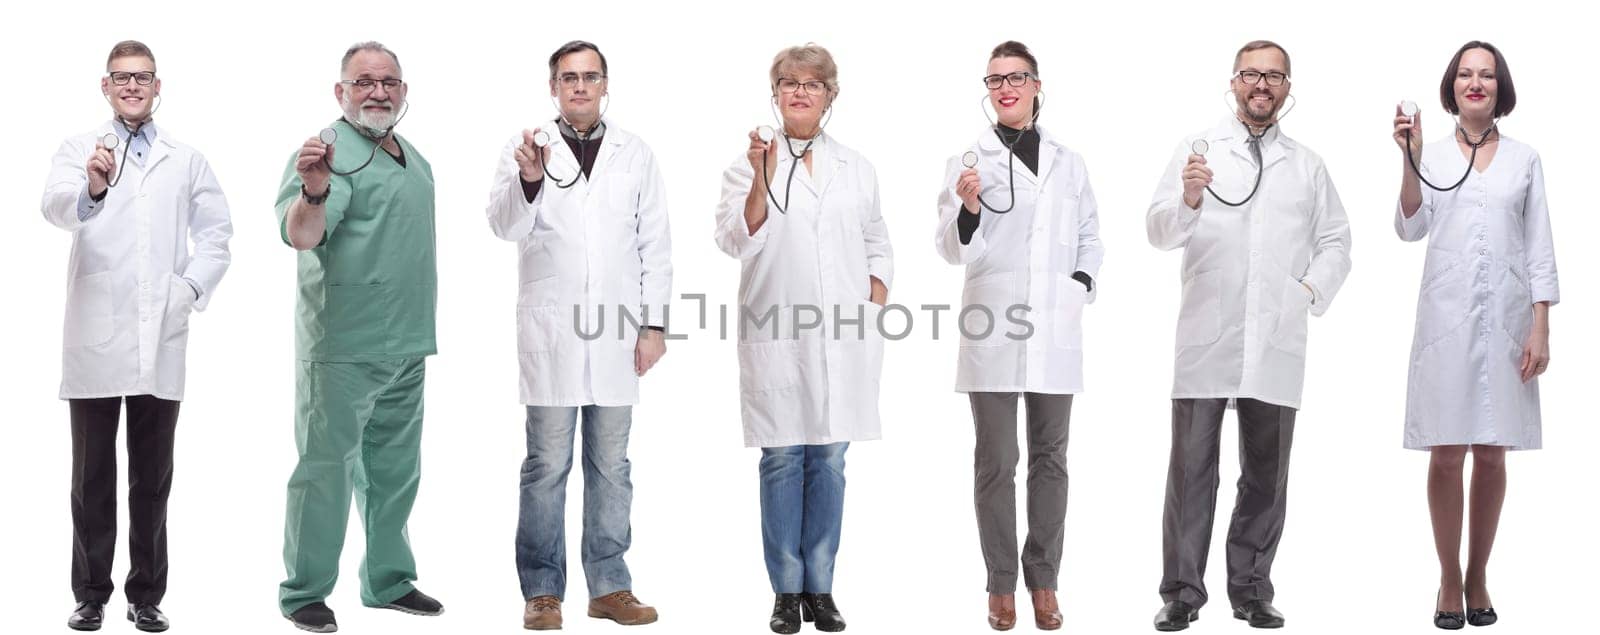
left=516, top=405, right=634, bottom=600
left=760, top=442, right=848, bottom=594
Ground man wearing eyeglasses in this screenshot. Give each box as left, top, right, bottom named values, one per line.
left=41, top=39, right=233, bottom=633
left=486, top=39, right=669, bottom=631
left=274, top=40, right=442, bottom=633
left=1145, top=40, right=1351, bottom=632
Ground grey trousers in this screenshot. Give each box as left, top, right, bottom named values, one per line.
left=1159, top=398, right=1296, bottom=609
left=970, top=392, right=1073, bottom=593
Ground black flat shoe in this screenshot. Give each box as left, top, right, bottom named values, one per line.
left=769, top=593, right=802, bottom=634
left=1232, top=600, right=1285, bottom=629
left=68, top=600, right=105, bottom=631
left=1467, top=607, right=1497, bottom=627
left=379, top=589, right=444, bottom=616
left=801, top=593, right=846, bottom=632
left=1153, top=600, right=1198, bottom=632
left=1435, top=588, right=1465, bottom=630
left=127, top=604, right=170, bottom=633
left=287, top=601, right=338, bottom=633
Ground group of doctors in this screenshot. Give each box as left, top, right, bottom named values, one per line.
left=40, top=36, right=1556, bottom=634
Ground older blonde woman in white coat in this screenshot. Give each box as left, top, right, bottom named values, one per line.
left=715, top=43, right=891, bottom=634
left=1391, top=41, right=1557, bottom=630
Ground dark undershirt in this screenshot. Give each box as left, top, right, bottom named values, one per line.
left=955, top=124, right=1092, bottom=292
left=520, top=123, right=603, bottom=203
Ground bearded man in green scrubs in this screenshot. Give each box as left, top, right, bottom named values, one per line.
left=274, top=41, right=442, bottom=633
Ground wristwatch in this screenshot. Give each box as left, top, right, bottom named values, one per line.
left=301, top=183, right=331, bottom=205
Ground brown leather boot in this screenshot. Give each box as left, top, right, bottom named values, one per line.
left=523, top=595, right=562, bottom=630
left=988, top=593, right=1017, bottom=631
left=588, top=590, right=658, bottom=626
left=1030, top=589, right=1063, bottom=630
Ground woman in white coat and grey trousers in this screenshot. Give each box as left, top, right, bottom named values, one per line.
left=934, top=41, right=1102, bottom=632
left=715, top=43, right=891, bottom=635
left=1391, top=41, right=1557, bottom=630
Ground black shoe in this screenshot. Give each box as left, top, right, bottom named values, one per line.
left=1233, top=600, right=1285, bottom=629
left=68, top=601, right=105, bottom=631
left=379, top=589, right=444, bottom=616
left=770, top=593, right=803, bottom=634
left=1467, top=607, right=1497, bottom=627
left=127, top=604, right=170, bottom=633
left=1153, top=601, right=1198, bottom=632
left=287, top=602, right=337, bottom=633
left=1435, top=588, right=1465, bottom=630
left=801, top=593, right=847, bottom=632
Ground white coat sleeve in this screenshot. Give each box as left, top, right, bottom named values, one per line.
left=862, top=163, right=894, bottom=291
left=1523, top=151, right=1560, bottom=306
left=714, top=156, right=781, bottom=260
left=41, top=138, right=91, bottom=231
left=486, top=135, right=543, bottom=243
left=635, top=147, right=674, bottom=327
left=1147, top=142, right=1204, bottom=251
left=1074, top=160, right=1105, bottom=303
left=1301, top=160, right=1353, bottom=316
left=934, top=155, right=987, bottom=265
left=182, top=155, right=233, bottom=311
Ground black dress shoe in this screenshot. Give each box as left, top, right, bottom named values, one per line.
left=1232, top=600, right=1285, bottom=629
left=287, top=601, right=338, bottom=633
left=1153, top=600, right=1198, bottom=632
left=68, top=601, right=105, bottom=631
left=769, top=593, right=803, bottom=634
left=126, top=604, right=170, bottom=632
left=1435, top=610, right=1466, bottom=630
left=1467, top=607, right=1497, bottom=627
left=801, top=593, right=847, bottom=632
left=379, top=589, right=444, bottom=616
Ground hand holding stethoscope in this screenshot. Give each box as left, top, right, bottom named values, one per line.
left=751, top=124, right=812, bottom=214
left=85, top=133, right=121, bottom=197
left=293, top=129, right=339, bottom=200
left=1392, top=99, right=1492, bottom=191
left=515, top=128, right=553, bottom=184
left=956, top=152, right=983, bottom=215
left=1179, top=142, right=1214, bottom=209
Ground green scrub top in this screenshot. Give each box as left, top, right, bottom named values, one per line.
left=275, top=119, right=437, bottom=362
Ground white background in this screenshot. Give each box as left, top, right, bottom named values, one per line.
left=2, top=1, right=1594, bottom=634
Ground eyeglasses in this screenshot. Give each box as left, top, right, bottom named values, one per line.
left=1235, top=70, right=1288, bottom=87
left=775, top=78, right=828, bottom=96
left=557, top=72, right=607, bottom=87
left=982, top=71, right=1037, bottom=90
left=341, top=78, right=403, bottom=91
left=108, top=71, right=156, bottom=86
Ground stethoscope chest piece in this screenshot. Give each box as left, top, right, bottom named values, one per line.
left=1190, top=139, right=1209, bottom=155
left=961, top=151, right=978, bottom=169
left=318, top=128, right=338, bottom=145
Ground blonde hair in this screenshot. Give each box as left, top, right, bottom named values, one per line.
left=769, top=43, right=839, bottom=96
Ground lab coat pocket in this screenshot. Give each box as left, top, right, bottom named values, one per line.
left=518, top=306, right=561, bottom=354
left=64, top=271, right=114, bottom=348
left=1175, top=270, right=1221, bottom=347
left=1055, top=193, right=1081, bottom=245
left=1270, top=276, right=1310, bottom=356
left=608, top=172, right=637, bottom=212
left=960, top=272, right=1015, bottom=347
left=1498, top=265, right=1533, bottom=347
left=159, top=274, right=195, bottom=350
left=737, top=340, right=801, bottom=394
left=1052, top=274, right=1087, bottom=350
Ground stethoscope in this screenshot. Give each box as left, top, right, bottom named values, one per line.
left=756, top=95, right=833, bottom=214
left=1398, top=99, right=1496, bottom=192
left=98, top=93, right=161, bottom=189
left=959, top=91, right=1045, bottom=214
left=528, top=97, right=609, bottom=190
left=316, top=100, right=411, bottom=176
left=1187, top=89, right=1296, bottom=207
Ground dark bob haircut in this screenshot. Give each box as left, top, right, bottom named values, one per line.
left=1441, top=41, right=1515, bottom=117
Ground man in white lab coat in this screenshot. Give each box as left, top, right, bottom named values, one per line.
left=1145, top=40, right=1351, bottom=632
left=41, top=40, right=233, bottom=633
left=486, top=40, right=670, bottom=630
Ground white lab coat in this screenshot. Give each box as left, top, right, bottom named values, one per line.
left=1397, top=136, right=1557, bottom=450
left=1147, top=118, right=1352, bottom=409
left=486, top=122, right=673, bottom=407
left=714, top=133, right=893, bottom=447
left=41, top=121, right=232, bottom=401
left=934, top=125, right=1104, bottom=393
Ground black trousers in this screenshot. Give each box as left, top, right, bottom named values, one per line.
left=69, top=395, right=179, bottom=605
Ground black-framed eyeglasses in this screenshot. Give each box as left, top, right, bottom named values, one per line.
left=1235, top=70, right=1288, bottom=87
left=108, top=71, right=156, bottom=86
left=775, top=78, right=828, bottom=96
left=557, top=72, right=607, bottom=87
left=341, top=78, right=403, bottom=91
left=983, top=71, right=1037, bottom=90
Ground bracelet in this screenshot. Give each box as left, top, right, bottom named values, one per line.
left=301, top=183, right=331, bottom=206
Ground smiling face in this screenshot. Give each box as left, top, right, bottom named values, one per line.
left=102, top=55, right=159, bottom=123
left=1453, top=47, right=1498, bottom=120
left=987, top=55, right=1039, bottom=128
left=1231, top=47, right=1290, bottom=125
left=549, top=49, right=606, bottom=128
left=336, top=49, right=406, bottom=132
